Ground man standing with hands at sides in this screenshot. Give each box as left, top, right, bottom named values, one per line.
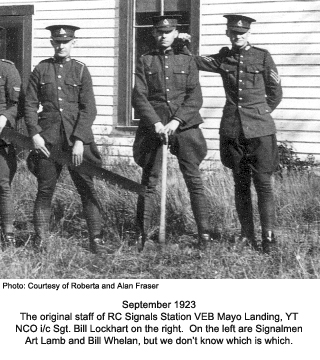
left=132, top=15, right=211, bottom=250
left=0, top=26, right=21, bottom=248
left=186, top=15, right=282, bottom=253
left=24, top=25, right=103, bottom=253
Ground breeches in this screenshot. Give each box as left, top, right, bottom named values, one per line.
left=136, top=127, right=210, bottom=235
left=220, top=133, right=279, bottom=173
left=31, top=154, right=101, bottom=238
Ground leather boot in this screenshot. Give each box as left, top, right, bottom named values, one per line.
left=262, top=230, right=277, bottom=254
left=89, top=233, right=106, bottom=254
left=1, top=232, right=15, bottom=249
left=238, top=227, right=258, bottom=250
left=198, top=233, right=212, bottom=250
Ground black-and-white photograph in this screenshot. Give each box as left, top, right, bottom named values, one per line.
left=0, top=0, right=319, bottom=280
left=0, top=1, right=319, bottom=358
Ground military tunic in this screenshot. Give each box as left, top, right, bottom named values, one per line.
left=0, top=60, right=21, bottom=126
left=193, top=44, right=282, bottom=173
left=133, top=48, right=203, bottom=129
left=194, top=45, right=282, bottom=139
left=25, top=57, right=97, bottom=146
left=0, top=59, right=21, bottom=235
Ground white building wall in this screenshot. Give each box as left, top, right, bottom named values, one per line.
left=1, top=0, right=118, bottom=152
left=2, top=0, right=320, bottom=162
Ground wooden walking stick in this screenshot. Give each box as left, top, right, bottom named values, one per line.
left=159, top=136, right=168, bottom=245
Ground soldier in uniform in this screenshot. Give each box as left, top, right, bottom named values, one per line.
left=24, top=25, right=103, bottom=252
left=0, top=26, right=21, bottom=248
left=132, top=15, right=211, bottom=249
left=189, top=15, right=282, bottom=252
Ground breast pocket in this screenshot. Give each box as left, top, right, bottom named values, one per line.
left=65, top=78, right=81, bottom=102
left=245, top=64, right=264, bottom=88
left=173, top=65, right=189, bottom=89
left=145, top=68, right=162, bottom=94
left=39, top=75, right=54, bottom=102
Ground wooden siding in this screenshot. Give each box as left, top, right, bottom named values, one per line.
left=0, top=0, right=119, bottom=161
left=200, top=0, right=320, bottom=161
left=1, top=1, right=320, bottom=163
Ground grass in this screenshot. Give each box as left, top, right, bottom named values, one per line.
left=1, top=157, right=320, bottom=279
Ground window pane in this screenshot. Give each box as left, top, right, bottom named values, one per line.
left=136, top=0, right=190, bottom=12
left=136, top=0, right=159, bottom=13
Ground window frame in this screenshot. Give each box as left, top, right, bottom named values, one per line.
left=117, top=0, right=200, bottom=128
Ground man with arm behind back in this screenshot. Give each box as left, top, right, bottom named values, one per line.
left=183, top=15, right=282, bottom=253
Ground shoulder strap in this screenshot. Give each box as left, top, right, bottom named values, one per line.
left=1, top=59, right=14, bottom=65
left=75, top=59, right=85, bottom=81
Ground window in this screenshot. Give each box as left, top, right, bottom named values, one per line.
left=118, top=0, right=200, bottom=127
left=0, top=5, right=33, bottom=91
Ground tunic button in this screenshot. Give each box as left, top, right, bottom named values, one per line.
left=58, top=75, right=62, bottom=78
left=239, top=97, right=243, bottom=100
left=58, top=87, right=62, bottom=90
left=165, top=56, right=168, bottom=59
left=59, top=98, right=62, bottom=101
left=239, top=88, right=243, bottom=91
left=240, top=55, right=244, bottom=58
left=238, top=105, right=242, bottom=108
left=181, top=71, right=185, bottom=73
left=240, top=61, right=243, bottom=64
left=166, top=77, right=169, bottom=79
left=240, top=70, right=243, bottom=73
left=60, top=108, right=63, bottom=112
left=165, top=66, right=169, bottom=68
left=166, top=89, right=170, bottom=91
left=239, top=80, right=243, bottom=82
left=59, top=65, right=63, bottom=68
left=167, top=100, right=170, bottom=103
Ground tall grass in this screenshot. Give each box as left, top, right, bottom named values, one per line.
left=1, top=157, right=319, bottom=279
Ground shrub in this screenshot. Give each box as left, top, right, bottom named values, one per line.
left=277, top=141, right=316, bottom=173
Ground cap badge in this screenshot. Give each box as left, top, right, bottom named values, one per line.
left=163, top=19, right=169, bottom=25
left=237, top=20, right=243, bottom=27
left=59, top=28, right=67, bottom=34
